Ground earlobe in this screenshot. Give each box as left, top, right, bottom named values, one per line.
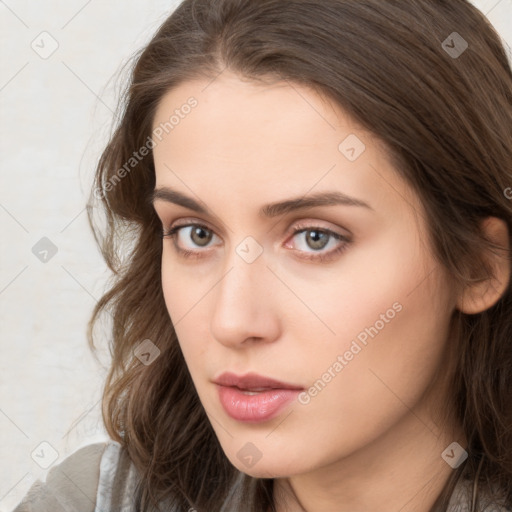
left=456, top=217, right=510, bottom=315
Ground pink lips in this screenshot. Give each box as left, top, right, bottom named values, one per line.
left=214, top=372, right=303, bottom=423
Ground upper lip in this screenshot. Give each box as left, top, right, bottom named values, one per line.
left=214, top=372, right=304, bottom=391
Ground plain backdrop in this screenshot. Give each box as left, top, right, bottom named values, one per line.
left=0, top=1, right=511, bottom=510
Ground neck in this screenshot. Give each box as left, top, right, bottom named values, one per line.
left=273, top=405, right=466, bottom=512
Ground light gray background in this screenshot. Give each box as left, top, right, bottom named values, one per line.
left=1, top=1, right=511, bottom=510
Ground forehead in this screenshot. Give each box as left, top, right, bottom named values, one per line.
left=153, top=71, right=355, bottom=159
left=151, top=71, right=418, bottom=220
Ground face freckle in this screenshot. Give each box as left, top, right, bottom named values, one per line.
left=151, top=70, right=457, bottom=486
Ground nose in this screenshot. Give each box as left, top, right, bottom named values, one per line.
left=210, top=250, right=281, bottom=348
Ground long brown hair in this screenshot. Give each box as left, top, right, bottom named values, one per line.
left=87, top=1, right=512, bottom=510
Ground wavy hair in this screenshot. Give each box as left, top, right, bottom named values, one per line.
left=87, top=1, right=512, bottom=510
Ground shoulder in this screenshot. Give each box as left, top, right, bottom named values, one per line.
left=447, top=478, right=512, bottom=512
left=12, top=442, right=107, bottom=511
left=12, top=439, right=140, bottom=512
left=95, top=439, right=140, bottom=511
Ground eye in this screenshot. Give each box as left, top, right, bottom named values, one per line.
left=161, top=221, right=350, bottom=262
left=285, top=225, right=350, bottom=262
left=162, top=223, right=220, bottom=257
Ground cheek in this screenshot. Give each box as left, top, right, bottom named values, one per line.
left=295, top=284, right=452, bottom=468
left=283, top=224, right=438, bottom=345
left=160, top=247, right=213, bottom=319
left=160, top=258, right=203, bottom=358
left=289, top=224, right=453, bottom=403
left=303, top=234, right=451, bottom=408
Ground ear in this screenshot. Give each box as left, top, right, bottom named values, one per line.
left=457, top=217, right=510, bottom=315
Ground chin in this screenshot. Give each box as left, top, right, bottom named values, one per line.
left=229, top=457, right=301, bottom=479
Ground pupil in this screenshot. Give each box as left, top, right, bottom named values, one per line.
left=191, top=227, right=212, bottom=246
left=306, top=230, right=328, bottom=250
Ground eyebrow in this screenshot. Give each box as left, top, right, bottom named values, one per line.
left=150, top=187, right=373, bottom=218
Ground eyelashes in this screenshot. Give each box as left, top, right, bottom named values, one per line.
left=161, top=222, right=351, bottom=263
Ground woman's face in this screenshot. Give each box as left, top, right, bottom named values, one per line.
left=151, top=71, right=458, bottom=479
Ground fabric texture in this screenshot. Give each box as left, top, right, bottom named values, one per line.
left=12, top=442, right=105, bottom=512
left=12, top=439, right=512, bottom=512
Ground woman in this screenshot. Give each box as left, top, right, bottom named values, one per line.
left=14, top=0, right=512, bottom=511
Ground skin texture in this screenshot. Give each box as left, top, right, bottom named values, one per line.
left=151, top=71, right=471, bottom=512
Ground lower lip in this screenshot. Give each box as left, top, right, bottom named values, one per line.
left=217, top=385, right=301, bottom=423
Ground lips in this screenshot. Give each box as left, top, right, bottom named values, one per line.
left=213, top=372, right=303, bottom=391
left=214, top=372, right=303, bottom=422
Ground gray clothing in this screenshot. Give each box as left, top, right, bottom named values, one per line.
left=12, top=440, right=511, bottom=512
